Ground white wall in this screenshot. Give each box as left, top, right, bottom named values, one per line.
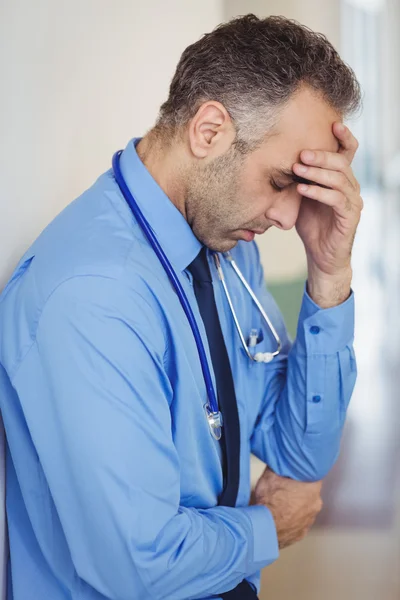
left=0, top=1, right=222, bottom=595
left=0, top=0, right=343, bottom=289
left=224, top=0, right=342, bottom=282
left=381, top=0, right=400, bottom=171
left=0, top=0, right=222, bottom=290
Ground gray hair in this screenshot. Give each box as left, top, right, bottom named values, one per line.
left=156, top=14, right=362, bottom=150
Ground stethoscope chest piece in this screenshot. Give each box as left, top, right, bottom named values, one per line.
left=204, top=404, right=223, bottom=440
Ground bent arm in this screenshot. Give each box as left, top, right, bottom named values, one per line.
left=248, top=245, right=356, bottom=481
left=14, top=276, right=278, bottom=600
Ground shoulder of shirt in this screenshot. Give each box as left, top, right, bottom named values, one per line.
left=0, top=171, right=167, bottom=374
left=1, top=169, right=163, bottom=297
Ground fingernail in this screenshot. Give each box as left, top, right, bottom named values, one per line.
left=296, top=164, right=308, bottom=174
left=299, top=184, right=309, bottom=193
left=303, top=151, right=315, bottom=162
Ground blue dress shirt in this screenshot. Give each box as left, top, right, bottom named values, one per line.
left=0, top=139, right=357, bottom=600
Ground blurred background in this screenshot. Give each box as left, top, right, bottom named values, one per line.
left=1, top=0, right=399, bottom=598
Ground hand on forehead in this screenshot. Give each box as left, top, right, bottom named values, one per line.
left=270, top=86, right=342, bottom=163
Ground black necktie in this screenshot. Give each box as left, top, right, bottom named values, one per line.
left=188, top=248, right=258, bottom=600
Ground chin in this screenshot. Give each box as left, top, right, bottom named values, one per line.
left=194, top=224, right=239, bottom=253
left=203, top=238, right=238, bottom=253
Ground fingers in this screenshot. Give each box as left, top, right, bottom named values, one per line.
left=333, top=121, right=359, bottom=163
left=296, top=183, right=363, bottom=219
left=298, top=149, right=359, bottom=190
left=293, top=162, right=356, bottom=195
left=298, top=123, right=360, bottom=187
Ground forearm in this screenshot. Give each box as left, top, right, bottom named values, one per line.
left=141, top=504, right=277, bottom=600
left=251, top=287, right=357, bottom=481
left=307, top=261, right=352, bottom=309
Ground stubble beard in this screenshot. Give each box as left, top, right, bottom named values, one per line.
left=185, top=150, right=245, bottom=251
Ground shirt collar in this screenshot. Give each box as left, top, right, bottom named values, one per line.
left=118, top=138, right=202, bottom=271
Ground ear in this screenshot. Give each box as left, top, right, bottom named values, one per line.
left=188, top=101, right=236, bottom=159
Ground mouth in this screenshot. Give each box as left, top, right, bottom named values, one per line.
left=240, top=229, right=266, bottom=242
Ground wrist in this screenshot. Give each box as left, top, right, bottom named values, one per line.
left=307, top=265, right=352, bottom=309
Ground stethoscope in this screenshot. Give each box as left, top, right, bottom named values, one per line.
left=112, top=150, right=282, bottom=440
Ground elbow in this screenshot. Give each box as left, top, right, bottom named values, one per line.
left=291, top=445, right=341, bottom=482
left=267, top=438, right=341, bottom=483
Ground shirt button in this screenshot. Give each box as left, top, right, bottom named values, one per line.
left=310, top=326, right=320, bottom=335
left=312, top=395, right=322, bottom=403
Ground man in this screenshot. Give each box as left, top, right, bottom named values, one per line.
left=0, top=14, right=362, bottom=600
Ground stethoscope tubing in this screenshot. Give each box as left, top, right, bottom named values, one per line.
left=112, top=151, right=221, bottom=430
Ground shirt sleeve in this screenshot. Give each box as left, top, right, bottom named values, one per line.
left=250, top=249, right=357, bottom=481
left=13, top=275, right=278, bottom=600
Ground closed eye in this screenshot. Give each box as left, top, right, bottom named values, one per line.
left=270, top=178, right=288, bottom=192
left=270, top=173, right=315, bottom=192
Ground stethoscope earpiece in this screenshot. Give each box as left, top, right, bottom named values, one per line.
left=254, top=352, right=275, bottom=363
left=213, top=253, right=281, bottom=365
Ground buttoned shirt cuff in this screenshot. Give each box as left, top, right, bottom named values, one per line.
left=295, top=286, right=355, bottom=354
left=237, top=504, right=279, bottom=569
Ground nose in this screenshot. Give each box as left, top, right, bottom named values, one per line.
left=266, top=192, right=302, bottom=231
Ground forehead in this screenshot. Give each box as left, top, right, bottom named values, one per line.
left=253, top=87, right=340, bottom=168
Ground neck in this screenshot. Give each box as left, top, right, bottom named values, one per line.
left=136, top=131, right=188, bottom=219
